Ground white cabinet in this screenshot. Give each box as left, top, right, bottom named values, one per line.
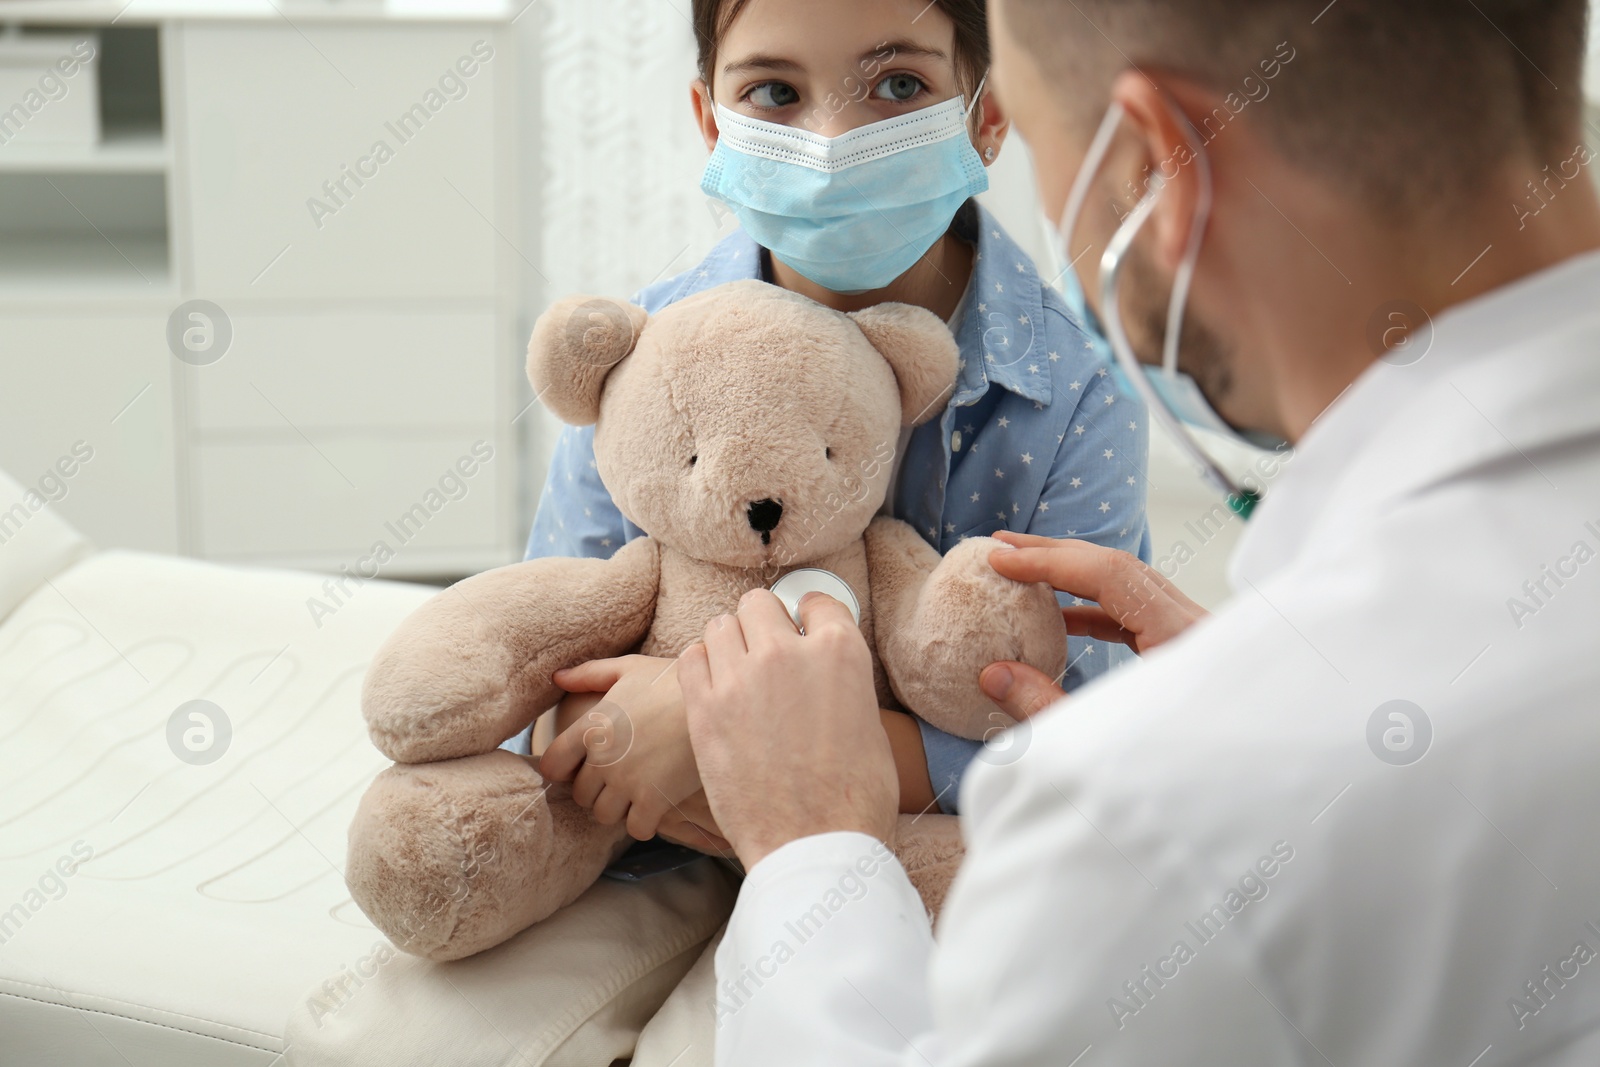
left=0, top=7, right=523, bottom=579
left=0, top=311, right=179, bottom=553
left=174, top=24, right=505, bottom=301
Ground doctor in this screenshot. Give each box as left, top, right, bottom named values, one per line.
left=678, top=0, right=1600, bottom=1063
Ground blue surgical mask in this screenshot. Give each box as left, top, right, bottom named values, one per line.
left=701, top=83, right=990, bottom=294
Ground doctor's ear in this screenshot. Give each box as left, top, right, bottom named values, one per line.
left=527, top=295, right=649, bottom=426
left=1111, top=71, right=1210, bottom=272
left=691, top=78, right=719, bottom=153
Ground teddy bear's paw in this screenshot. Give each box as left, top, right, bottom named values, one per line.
left=883, top=536, right=1068, bottom=741
left=345, top=751, right=631, bottom=961
left=890, top=813, right=965, bottom=922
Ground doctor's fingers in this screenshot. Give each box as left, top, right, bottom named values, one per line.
left=794, top=591, right=859, bottom=641
left=1059, top=604, right=1140, bottom=652
left=991, top=538, right=1205, bottom=650
left=980, top=660, right=1067, bottom=722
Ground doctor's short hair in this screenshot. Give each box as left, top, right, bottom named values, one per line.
left=691, top=0, right=990, bottom=100
left=1001, top=0, right=1591, bottom=213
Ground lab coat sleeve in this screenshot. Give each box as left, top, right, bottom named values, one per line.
left=712, top=832, right=943, bottom=1067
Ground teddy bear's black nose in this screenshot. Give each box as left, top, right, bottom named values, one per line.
left=747, top=498, right=783, bottom=542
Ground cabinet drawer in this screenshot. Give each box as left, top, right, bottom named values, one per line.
left=192, top=433, right=502, bottom=562
left=176, top=25, right=504, bottom=300
left=188, top=310, right=500, bottom=432
left=0, top=311, right=178, bottom=553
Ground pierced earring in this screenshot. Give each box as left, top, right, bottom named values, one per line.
left=983, top=146, right=996, bottom=162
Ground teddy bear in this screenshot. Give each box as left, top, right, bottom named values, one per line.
left=345, top=279, right=1068, bottom=961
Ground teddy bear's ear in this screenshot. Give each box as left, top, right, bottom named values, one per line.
left=527, top=295, right=651, bottom=426
left=849, top=303, right=960, bottom=428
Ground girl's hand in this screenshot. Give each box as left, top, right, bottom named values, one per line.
left=655, top=789, right=734, bottom=856
left=539, top=655, right=704, bottom=842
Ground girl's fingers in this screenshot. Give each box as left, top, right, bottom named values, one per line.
left=537, top=718, right=586, bottom=782
left=591, top=784, right=630, bottom=827
left=626, top=801, right=663, bottom=842
left=553, top=656, right=633, bottom=692
left=572, top=762, right=604, bottom=810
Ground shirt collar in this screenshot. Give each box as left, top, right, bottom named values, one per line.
left=949, top=201, right=1053, bottom=407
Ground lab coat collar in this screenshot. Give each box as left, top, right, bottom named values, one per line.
left=1231, top=248, right=1600, bottom=590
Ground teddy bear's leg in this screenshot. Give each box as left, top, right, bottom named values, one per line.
left=346, top=750, right=633, bottom=961
left=888, top=813, right=965, bottom=922
left=865, top=517, right=1068, bottom=740
left=363, top=537, right=662, bottom=764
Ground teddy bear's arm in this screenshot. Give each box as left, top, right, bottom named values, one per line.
left=362, top=536, right=662, bottom=763
left=864, top=517, right=1068, bottom=741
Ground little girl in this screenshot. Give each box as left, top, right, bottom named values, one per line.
left=513, top=0, right=1150, bottom=845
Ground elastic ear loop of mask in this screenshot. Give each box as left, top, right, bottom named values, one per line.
left=1095, top=108, right=1256, bottom=512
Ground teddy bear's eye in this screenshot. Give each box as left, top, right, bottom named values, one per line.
left=825, top=447, right=833, bottom=461
left=689, top=454, right=698, bottom=468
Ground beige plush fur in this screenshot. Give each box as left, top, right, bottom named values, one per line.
left=348, top=280, right=1066, bottom=961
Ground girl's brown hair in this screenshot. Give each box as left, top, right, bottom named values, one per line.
left=691, top=0, right=990, bottom=98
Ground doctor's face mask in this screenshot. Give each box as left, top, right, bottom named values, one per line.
left=700, top=76, right=991, bottom=295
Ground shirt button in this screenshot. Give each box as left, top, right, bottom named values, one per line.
left=951, top=431, right=963, bottom=452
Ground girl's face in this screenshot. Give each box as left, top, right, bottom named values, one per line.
left=702, top=0, right=968, bottom=138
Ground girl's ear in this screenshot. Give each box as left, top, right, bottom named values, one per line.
left=849, top=303, right=960, bottom=428
left=691, top=77, right=719, bottom=153
left=527, top=296, right=650, bottom=426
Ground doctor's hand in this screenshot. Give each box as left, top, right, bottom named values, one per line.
left=679, top=590, right=897, bottom=871
left=979, top=533, right=1208, bottom=722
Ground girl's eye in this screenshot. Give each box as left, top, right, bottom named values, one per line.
left=745, top=82, right=800, bottom=109
left=873, top=73, right=927, bottom=103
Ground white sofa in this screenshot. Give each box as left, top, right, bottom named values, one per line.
left=0, top=467, right=733, bottom=1067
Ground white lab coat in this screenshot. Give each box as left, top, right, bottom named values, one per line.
left=713, top=250, right=1600, bottom=1066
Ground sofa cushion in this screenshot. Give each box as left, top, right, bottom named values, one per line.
left=0, top=466, right=93, bottom=624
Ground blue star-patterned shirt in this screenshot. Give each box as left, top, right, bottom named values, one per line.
left=518, top=201, right=1150, bottom=814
